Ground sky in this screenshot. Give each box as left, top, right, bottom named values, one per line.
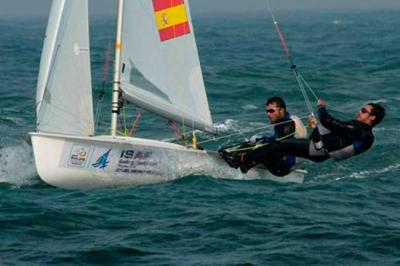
left=1, top=0, right=400, bottom=17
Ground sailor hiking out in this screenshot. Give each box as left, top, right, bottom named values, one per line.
left=218, top=2, right=386, bottom=177
left=219, top=96, right=307, bottom=176
left=233, top=99, right=385, bottom=174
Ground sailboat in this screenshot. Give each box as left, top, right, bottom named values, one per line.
left=30, top=0, right=306, bottom=189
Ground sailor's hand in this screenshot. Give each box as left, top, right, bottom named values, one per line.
left=308, top=116, right=317, bottom=128
left=317, top=98, right=326, bottom=107
left=249, top=135, right=261, bottom=143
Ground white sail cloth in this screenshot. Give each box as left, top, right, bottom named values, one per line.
left=120, top=0, right=214, bottom=133
left=36, top=0, right=94, bottom=136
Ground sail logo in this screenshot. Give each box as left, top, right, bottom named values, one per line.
left=116, top=149, right=159, bottom=174
left=68, top=145, right=90, bottom=167
left=153, top=0, right=191, bottom=42
left=92, top=149, right=111, bottom=169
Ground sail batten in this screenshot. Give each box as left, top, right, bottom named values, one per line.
left=120, top=0, right=214, bottom=133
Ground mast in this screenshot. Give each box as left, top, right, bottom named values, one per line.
left=111, top=0, right=125, bottom=136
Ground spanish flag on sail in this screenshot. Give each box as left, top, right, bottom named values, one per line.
left=152, top=0, right=191, bottom=42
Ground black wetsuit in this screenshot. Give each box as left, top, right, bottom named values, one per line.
left=243, top=106, right=375, bottom=171
left=253, top=114, right=296, bottom=176
left=256, top=114, right=295, bottom=143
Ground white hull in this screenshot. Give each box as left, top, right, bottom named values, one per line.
left=30, top=132, right=306, bottom=189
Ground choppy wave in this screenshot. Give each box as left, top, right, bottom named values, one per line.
left=213, top=119, right=241, bottom=133
left=241, top=104, right=258, bottom=110
left=1, top=10, right=400, bottom=265
left=343, top=163, right=400, bottom=180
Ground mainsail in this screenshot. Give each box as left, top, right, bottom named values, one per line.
left=36, top=0, right=94, bottom=136
left=120, top=0, right=214, bottom=133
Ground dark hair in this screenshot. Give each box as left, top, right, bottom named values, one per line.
left=266, top=96, right=286, bottom=111
left=368, top=103, right=385, bottom=127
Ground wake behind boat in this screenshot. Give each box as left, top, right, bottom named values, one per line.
left=30, top=0, right=306, bottom=189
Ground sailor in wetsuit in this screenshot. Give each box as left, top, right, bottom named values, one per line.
left=220, top=96, right=306, bottom=176
left=253, top=96, right=296, bottom=142
left=252, top=96, right=306, bottom=176
left=239, top=99, right=386, bottom=174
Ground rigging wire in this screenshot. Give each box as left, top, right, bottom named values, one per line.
left=95, top=42, right=112, bottom=129
left=188, top=1, right=321, bottom=145
left=121, top=103, right=128, bottom=135
left=196, top=115, right=311, bottom=145
left=128, top=111, right=142, bottom=137
left=299, top=74, right=319, bottom=101
left=294, top=71, right=314, bottom=116
left=193, top=2, right=323, bottom=146
left=265, top=0, right=319, bottom=115
left=169, top=121, right=186, bottom=139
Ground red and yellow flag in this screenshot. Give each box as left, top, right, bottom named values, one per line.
left=152, top=0, right=191, bottom=42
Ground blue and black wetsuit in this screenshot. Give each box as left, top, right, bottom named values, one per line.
left=242, top=107, right=375, bottom=174
left=312, top=106, right=374, bottom=160
left=256, top=113, right=295, bottom=143
left=253, top=113, right=297, bottom=176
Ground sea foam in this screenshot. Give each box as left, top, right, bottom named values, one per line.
left=0, top=142, right=38, bottom=187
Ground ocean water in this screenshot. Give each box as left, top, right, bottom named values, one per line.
left=1, top=9, right=400, bottom=265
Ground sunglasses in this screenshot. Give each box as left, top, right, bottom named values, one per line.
left=266, top=108, right=277, bottom=114
left=360, top=107, right=372, bottom=115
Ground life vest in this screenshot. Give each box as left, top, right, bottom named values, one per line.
left=290, top=115, right=307, bottom=139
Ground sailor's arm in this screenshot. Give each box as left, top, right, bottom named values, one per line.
left=317, top=99, right=361, bottom=136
